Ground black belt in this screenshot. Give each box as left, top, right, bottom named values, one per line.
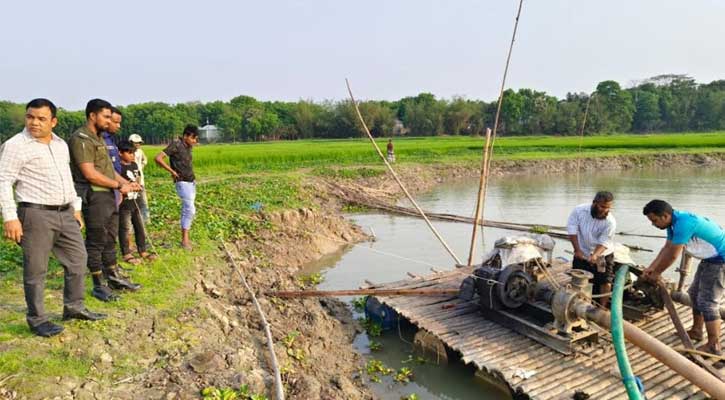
left=18, top=202, right=72, bottom=212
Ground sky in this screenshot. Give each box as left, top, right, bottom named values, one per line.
left=1, top=0, right=724, bottom=110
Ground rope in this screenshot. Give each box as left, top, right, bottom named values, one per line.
left=131, top=196, right=180, bottom=283
left=222, top=242, right=285, bottom=400
left=575, top=93, right=594, bottom=200
left=480, top=0, right=525, bottom=216
left=535, top=258, right=561, bottom=290
left=469, top=0, right=525, bottom=266
left=345, top=79, right=462, bottom=265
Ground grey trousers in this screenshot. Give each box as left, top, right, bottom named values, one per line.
left=19, top=206, right=87, bottom=327
left=688, top=260, right=725, bottom=322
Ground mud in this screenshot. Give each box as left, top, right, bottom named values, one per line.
left=131, top=209, right=373, bottom=400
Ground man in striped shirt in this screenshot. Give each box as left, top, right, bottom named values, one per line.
left=0, top=99, right=106, bottom=337
left=566, top=191, right=617, bottom=304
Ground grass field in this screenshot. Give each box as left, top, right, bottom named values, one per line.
left=141, top=132, right=725, bottom=177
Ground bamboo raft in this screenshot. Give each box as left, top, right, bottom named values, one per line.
left=370, top=261, right=716, bottom=399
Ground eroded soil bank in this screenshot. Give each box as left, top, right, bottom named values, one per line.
left=3, top=152, right=724, bottom=400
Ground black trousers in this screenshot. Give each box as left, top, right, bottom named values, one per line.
left=573, top=253, right=615, bottom=295
left=119, top=199, right=147, bottom=255
left=81, top=189, right=118, bottom=274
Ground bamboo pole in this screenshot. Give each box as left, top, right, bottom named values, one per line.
left=581, top=303, right=725, bottom=399
left=222, top=243, right=285, bottom=400
left=481, top=0, right=525, bottom=210
left=657, top=282, right=723, bottom=380
left=267, top=288, right=460, bottom=298
left=467, top=128, right=493, bottom=266
left=345, top=79, right=462, bottom=265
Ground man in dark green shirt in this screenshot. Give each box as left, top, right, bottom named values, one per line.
left=68, top=99, right=141, bottom=301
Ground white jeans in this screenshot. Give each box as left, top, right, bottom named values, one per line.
left=175, top=181, right=196, bottom=229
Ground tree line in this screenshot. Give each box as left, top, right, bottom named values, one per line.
left=1, top=74, right=724, bottom=143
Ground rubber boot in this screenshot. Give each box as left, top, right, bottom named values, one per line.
left=91, top=271, right=119, bottom=302
left=104, top=265, right=141, bottom=291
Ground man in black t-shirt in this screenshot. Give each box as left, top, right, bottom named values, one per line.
left=154, top=125, right=199, bottom=250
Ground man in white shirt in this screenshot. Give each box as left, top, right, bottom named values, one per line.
left=0, top=99, right=106, bottom=337
left=566, top=191, right=617, bottom=304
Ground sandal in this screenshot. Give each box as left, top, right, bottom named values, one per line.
left=140, top=252, right=158, bottom=261
left=696, top=343, right=723, bottom=357
left=122, top=254, right=143, bottom=265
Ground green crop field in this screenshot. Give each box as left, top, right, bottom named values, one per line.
left=142, top=132, right=725, bottom=177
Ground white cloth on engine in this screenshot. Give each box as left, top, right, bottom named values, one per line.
left=481, top=235, right=553, bottom=266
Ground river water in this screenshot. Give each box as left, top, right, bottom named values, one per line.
left=301, top=167, right=725, bottom=399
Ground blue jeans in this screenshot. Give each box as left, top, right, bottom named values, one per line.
left=175, top=181, right=196, bottom=230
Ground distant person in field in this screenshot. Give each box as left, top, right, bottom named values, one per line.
left=155, top=125, right=199, bottom=250
left=68, top=99, right=141, bottom=301
left=567, top=191, right=617, bottom=305
left=642, top=200, right=725, bottom=356
left=386, top=139, right=395, bottom=163
left=117, top=140, right=156, bottom=264
left=128, top=134, right=150, bottom=223
left=0, top=98, right=106, bottom=337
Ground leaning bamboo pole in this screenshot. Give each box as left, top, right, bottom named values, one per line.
left=345, top=79, right=462, bottom=265
left=467, top=128, right=493, bottom=266
left=222, top=243, right=285, bottom=400
left=480, top=0, right=525, bottom=215
left=267, top=288, right=460, bottom=298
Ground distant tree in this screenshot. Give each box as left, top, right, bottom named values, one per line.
left=444, top=97, right=477, bottom=135
left=0, top=101, right=25, bottom=141
left=199, top=101, right=226, bottom=126
left=659, top=75, right=697, bottom=131
left=631, top=85, right=661, bottom=132
left=358, top=101, right=396, bottom=137
left=499, top=89, right=524, bottom=134
left=592, top=80, right=634, bottom=133
left=55, top=109, right=85, bottom=138
left=399, top=93, right=445, bottom=136
left=288, top=100, right=320, bottom=139
left=123, top=102, right=187, bottom=143
left=693, top=88, right=725, bottom=131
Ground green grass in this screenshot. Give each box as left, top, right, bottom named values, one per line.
left=142, top=132, right=725, bottom=177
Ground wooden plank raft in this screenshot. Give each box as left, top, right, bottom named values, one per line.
left=372, top=262, right=715, bottom=399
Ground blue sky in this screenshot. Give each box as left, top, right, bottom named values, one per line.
left=1, top=0, right=723, bottom=110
